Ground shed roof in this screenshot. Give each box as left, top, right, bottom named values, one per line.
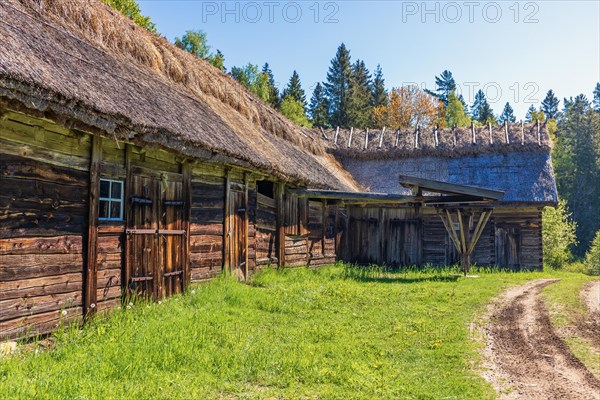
left=0, top=0, right=359, bottom=191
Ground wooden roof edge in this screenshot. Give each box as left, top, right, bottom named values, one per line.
left=398, top=174, right=505, bottom=200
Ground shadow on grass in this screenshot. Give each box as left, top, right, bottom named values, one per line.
left=340, top=264, right=463, bottom=284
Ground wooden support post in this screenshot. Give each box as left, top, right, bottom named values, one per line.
left=334, top=126, right=339, bottom=145
left=347, top=127, right=354, bottom=148
left=275, top=183, right=286, bottom=268
left=378, top=127, right=386, bottom=148
left=224, top=169, right=231, bottom=272
left=364, top=128, right=369, bottom=150
left=243, top=173, right=249, bottom=280
left=124, top=144, right=133, bottom=297
left=182, top=160, right=192, bottom=288
left=84, top=134, right=102, bottom=318
left=322, top=199, right=327, bottom=257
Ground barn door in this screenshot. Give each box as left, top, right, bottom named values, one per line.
left=496, top=225, right=521, bottom=270
left=387, top=219, right=420, bottom=266
left=227, top=187, right=247, bottom=279
left=126, top=174, right=186, bottom=299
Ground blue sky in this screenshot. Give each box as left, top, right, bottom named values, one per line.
left=138, top=1, right=600, bottom=119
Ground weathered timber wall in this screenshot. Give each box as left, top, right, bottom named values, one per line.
left=189, top=167, right=225, bottom=281
left=0, top=113, right=88, bottom=339
left=255, top=192, right=277, bottom=267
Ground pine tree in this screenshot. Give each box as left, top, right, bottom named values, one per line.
left=371, top=64, right=388, bottom=108
left=346, top=60, right=372, bottom=128
left=541, top=90, right=560, bottom=119
left=262, top=63, right=280, bottom=109
left=553, top=94, right=600, bottom=255
left=593, top=82, right=600, bottom=113
left=425, top=70, right=456, bottom=107
left=324, top=43, right=352, bottom=128
left=499, top=102, right=516, bottom=124
left=471, top=90, right=495, bottom=124
left=309, top=83, right=329, bottom=128
left=282, top=71, right=306, bottom=110
left=525, top=105, right=537, bottom=122
left=458, top=94, right=469, bottom=115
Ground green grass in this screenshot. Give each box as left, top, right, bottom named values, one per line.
left=542, top=272, right=600, bottom=376
left=0, top=265, right=578, bottom=399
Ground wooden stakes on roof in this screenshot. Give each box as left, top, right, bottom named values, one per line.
left=504, top=120, right=510, bottom=144
left=378, top=127, right=386, bottom=148
left=471, top=123, right=476, bottom=144
left=521, top=120, right=525, bottom=145
left=434, top=126, right=439, bottom=147
left=488, top=122, right=493, bottom=145
left=364, top=128, right=369, bottom=150
left=414, top=126, right=420, bottom=149
left=347, top=127, right=354, bottom=148
left=536, top=119, right=541, bottom=146
left=334, top=126, right=339, bottom=145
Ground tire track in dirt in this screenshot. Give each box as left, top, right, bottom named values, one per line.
left=579, top=281, right=600, bottom=348
left=482, top=279, right=600, bottom=400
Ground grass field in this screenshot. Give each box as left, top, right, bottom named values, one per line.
left=0, top=265, right=592, bottom=399
left=543, top=273, right=600, bottom=377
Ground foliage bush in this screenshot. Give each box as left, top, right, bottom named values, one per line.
left=542, top=200, right=578, bottom=269
left=585, top=231, right=600, bottom=275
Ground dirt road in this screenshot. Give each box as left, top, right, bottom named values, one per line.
left=482, top=279, right=600, bottom=400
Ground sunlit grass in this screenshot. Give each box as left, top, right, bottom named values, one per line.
left=0, top=264, right=579, bottom=399
left=542, top=272, right=600, bottom=376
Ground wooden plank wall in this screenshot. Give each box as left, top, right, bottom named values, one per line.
left=189, top=165, right=225, bottom=281
left=255, top=192, right=277, bottom=267
left=494, top=209, right=543, bottom=270
left=0, top=113, right=89, bottom=339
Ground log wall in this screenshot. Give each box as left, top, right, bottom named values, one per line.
left=0, top=113, right=88, bottom=339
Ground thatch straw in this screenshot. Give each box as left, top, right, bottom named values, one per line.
left=0, top=0, right=359, bottom=190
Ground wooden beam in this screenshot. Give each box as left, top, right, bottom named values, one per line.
left=275, top=183, right=286, bottom=268
left=243, top=173, right=249, bottom=280
left=288, top=188, right=416, bottom=203
left=84, top=134, right=102, bottom=318
left=182, top=160, right=192, bottom=288
left=439, top=210, right=460, bottom=253
left=124, top=144, right=133, bottom=298
left=468, top=210, right=492, bottom=255
left=398, top=175, right=504, bottom=200
left=223, top=169, right=231, bottom=272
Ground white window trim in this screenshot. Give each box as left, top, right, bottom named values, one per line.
left=99, top=178, right=124, bottom=221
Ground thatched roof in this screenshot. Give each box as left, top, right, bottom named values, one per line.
left=322, top=123, right=552, bottom=159
left=339, top=151, right=558, bottom=204
left=0, top=0, right=360, bottom=191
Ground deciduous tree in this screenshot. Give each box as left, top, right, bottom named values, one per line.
left=373, top=85, right=444, bottom=130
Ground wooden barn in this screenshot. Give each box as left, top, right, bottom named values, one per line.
left=323, top=123, right=558, bottom=270
left=0, top=0, right=558, bottom=341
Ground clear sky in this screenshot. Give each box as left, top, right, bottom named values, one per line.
left=138, top=0, right=600, bottom=119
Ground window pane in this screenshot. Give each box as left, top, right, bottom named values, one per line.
left=99, top=200, right=110, bottom=219
left=110, top=201, right=122, bottom=219
left=100, top=180, right=110, bottom=198
left=111, top=181, right=122, bottom=199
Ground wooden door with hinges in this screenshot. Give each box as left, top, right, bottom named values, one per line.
left=125, top=173, right=186, bottom=299
left=227, top=187, right=247, bottom=280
